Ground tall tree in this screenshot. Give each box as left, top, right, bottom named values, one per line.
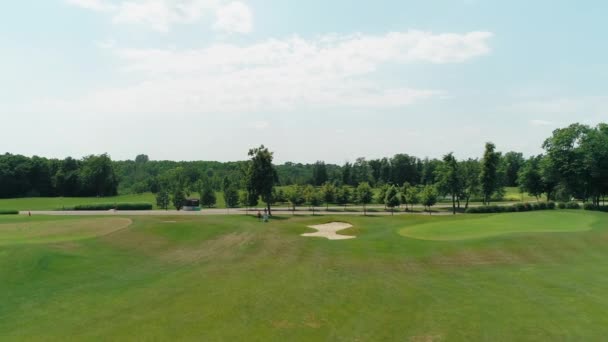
left=246, top=145, right=278, bottom=215
left=459, top=159, right=481, bottom=210
left=480, top=142, right=501, bottom=205
left=311, top=161, right=328, bottom=186
left=435, top=153, right=461, bottom=214
left=79, top=154, right=118, bottom=197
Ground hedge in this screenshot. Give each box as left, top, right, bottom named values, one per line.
left=466, top=202, right=557, bottom=214
left=583, top=204, right=608, bottom=212
left=72, top=203, right=153, bottom=211
left=0, top=210, right=19, bottom=215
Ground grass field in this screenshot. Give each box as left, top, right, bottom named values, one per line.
left=2, top=211, right=607, bottom=340
left=0, top=192, right=226, bottom=211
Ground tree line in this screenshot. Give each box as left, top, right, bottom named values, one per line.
left=2, top=123, right=606, bottom=212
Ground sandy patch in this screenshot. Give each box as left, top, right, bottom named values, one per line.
left=302, top=222, right=355, bottom=240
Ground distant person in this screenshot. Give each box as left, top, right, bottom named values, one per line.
left=257, top=211, right=262, bottom=221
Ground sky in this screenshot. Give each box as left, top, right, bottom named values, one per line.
left=1, top=0, right=607, bottom=164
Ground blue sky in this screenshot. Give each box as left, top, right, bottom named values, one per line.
left=1, top=0, right=606, bottom=163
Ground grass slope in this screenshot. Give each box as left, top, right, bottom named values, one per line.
left=1, top=212, right=608, bottom=340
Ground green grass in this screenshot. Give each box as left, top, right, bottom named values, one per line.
left=2, top=212, right=608, bottom=340
left=0, top=192, right=228, bottom=211
left=399, top=211, right=595, bottom=240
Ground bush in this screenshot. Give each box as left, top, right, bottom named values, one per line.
left=531, top=203, right=541, bottom=211
left=584, top=203, right=597, bottom=211
left=547, top=201, right=556, bottom=209
left=0, top=210, right=19, bottom=215
left=538, top=202, right=547, bottom=210
left=558, top=202, right=567, bottom=209
left=73, top=203, right=153, bottom=211
left=565, top=202, right=580, bottom=210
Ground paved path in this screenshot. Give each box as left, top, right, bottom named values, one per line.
left=20, top=207, right=456, bottom=216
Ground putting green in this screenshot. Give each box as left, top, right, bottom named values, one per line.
left=0, top=217, right=132, bottom=246
left=399, top=211, right=597, bottom=241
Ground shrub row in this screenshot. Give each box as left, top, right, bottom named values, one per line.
left=72, top=203, right=153, bottom=211
left=466, top=202, right=556, bottom=214
left=557, top=202, right=580, bottom=209
left=0, top=210, right=19, bottom=215
left=583, top=204, right=608, bottom=212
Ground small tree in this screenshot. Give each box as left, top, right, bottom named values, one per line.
left=377, top=184, right=389, bottom=209
left=200, top=183, right=217, bottom=208
left=401, top=182, right=411, bottom=211
left=405, top=186, right=420, bottom=211
left=306, top=188, right=323, bottom=216
left=155, top=188, right=170, bottom=210
left=385, top=185, right=400, bottom=215
left=223, top=186, right=239, bottom=208
left=336, top=186, right=351, bottom=211
left=356, top=182, right=374, bottom=215
left=320, top=182, right=336, bottom=210
left=172, top=187, right=186, bottom=211
left=420, top=185, right=438, bottom=214
left=286, top=185, right=305, bottom=215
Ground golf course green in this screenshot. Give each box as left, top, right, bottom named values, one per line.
left=1, top=211, right=608, bottom=340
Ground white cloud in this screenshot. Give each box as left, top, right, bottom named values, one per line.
left=37, top=30, right=492, bottom=115
left=65, top=0, right=251, bottom=33
left=213, top=1, right=253, bottom=34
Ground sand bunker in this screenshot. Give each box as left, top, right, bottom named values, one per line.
left=302, top=222, right=355, bottom=240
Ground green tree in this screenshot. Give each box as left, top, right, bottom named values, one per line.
left=223, top=186, right=239, bottom=208
left=172, top=187, right=186, bottom=210
left=405, top=186, right=420, bottom=211
left=420, top=185, right=438, bottom=214
left=200, top=182, right=217, bottom=208
left=320, top=182, right=336, bottom=210
left=246, top=145, right=278, bottom=216
left=286, top=185, right=305, bottom=214
left=336, top=186, right=351, bottom=211
left=312, top=161, right=328, bottom=186
left=435, top=153, right=461, bottom=214
left=518, top=156, right=544, bottom=201
left=155, top=188, right=170, bottom=210
left=79, top=154, right=118, bottom=197
left=377, top=184, right=389, bottom=208
left=480, top=142, right=501, bottom=205
left=459, top=159, right=481, bottom=210
left=305, top=187, right=323, bottom=215
left=385, top=185, right=400, bottom=215
left=356, top=182, right=374, bottom=215
left=239, top=191, right=259, bottom=214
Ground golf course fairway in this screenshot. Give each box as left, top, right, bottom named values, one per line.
left=1, top=211, right=608, bottom=341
